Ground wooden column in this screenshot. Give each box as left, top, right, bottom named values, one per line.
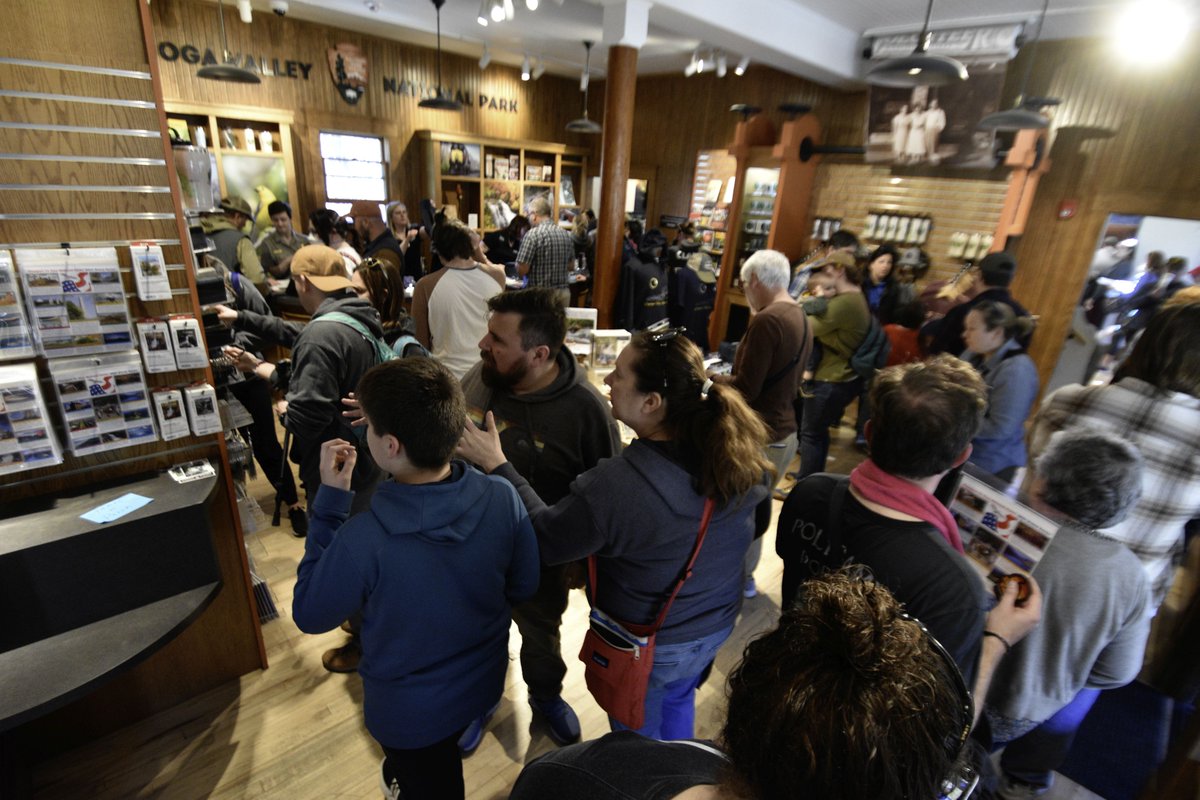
left=593, top=45, right=638, bottom=327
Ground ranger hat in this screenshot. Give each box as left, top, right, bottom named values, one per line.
left=219, top=195, right=253, bottom=218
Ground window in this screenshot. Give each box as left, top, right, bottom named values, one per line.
left=319, top=131, right=388, bottom=218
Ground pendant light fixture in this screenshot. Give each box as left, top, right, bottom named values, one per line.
left=867, top=0, right=967, bottom=87
left=418, top=0, right=462, bottom=111
left=566, top=41, right=601, bottom=134
left=978, top=0, right=1060, bottom=130
left=196, top=0, right=261, bottom=84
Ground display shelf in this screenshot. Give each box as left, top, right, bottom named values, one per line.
left=419, top=131, right=589, bottom=232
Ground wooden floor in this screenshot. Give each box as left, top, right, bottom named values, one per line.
left=29, top=421, right=1104, bottom=799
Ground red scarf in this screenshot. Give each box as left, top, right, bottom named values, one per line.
left=849, top=459, right=964, bottom=553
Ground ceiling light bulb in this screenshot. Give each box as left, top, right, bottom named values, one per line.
left=490, top=1, right=505, bottom=22
left=503, top=0, right=515, bottom=20
left=521, top=54, right=531, bottom=81
left=908, top=67, right=922, bottom=75
left=526, top=0, right=538, bottom=9
left=236, top=0, right=252, bottom=23
left=716, top=53, right=727, bottom=78
left=580, top=71, right=589, bottom=91
left=735, top=56, right=749, bottom=76
left=1114, top=0, right=1190, bottom=65
left=477, top=0, right=489, bottom=25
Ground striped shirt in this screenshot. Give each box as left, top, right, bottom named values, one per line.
left=1028, top=377, right=1200, bottom=605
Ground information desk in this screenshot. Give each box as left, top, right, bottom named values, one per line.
left=0, top=472, right=221, bottom=732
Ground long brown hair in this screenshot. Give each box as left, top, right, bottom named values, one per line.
left=354, top=257, right=408, bottom=331
left=628, top=331, right=770, bottom=503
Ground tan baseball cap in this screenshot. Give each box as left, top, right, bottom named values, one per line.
left=816, top=250, right=857, bottom=271
left=347, top=200, right=383, bottom=220
left=291, top=244, right=354, bottom=293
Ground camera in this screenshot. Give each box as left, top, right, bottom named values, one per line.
left=270, top=0, right=288, bottom=16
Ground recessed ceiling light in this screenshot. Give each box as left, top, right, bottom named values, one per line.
left=364, top=0, right=380, bottom=11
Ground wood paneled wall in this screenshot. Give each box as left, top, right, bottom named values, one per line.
left=810, top=163, right=1010, bottom=286
left=0, top=0, right=264, bottom=753
left=611, top=67, right=866, bottom=228
left=1006, top=36, right=1200, bottom=387
left=151, top=0, right=597, bottom=220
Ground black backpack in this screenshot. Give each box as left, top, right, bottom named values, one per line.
left=849, top=316, right=892, bottom=381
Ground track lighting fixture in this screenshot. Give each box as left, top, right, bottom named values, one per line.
left=734, top=56, right=749, bottom=76
left=978, top=0, right=1059, bottom=130
left=684, top=51, right=698, bottom=77
left=532, top=58, right=545, bottom=80
left=521, top=53, right=531, bottom=81
left=716, top=52, right=727, bottom=78
left=236, top=0, right=252, bottom=23
left=478, top=43, right=491, bottom=70
left=477, top=0, right=489, bottom=26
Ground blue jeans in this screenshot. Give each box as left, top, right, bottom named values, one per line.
left=799, top=377, right=863, bottom=479
left=608, top=626, right=732, bottom=741
left=999, top=688, right=1101, bottom=790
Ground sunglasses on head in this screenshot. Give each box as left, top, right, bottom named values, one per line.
left=645, top=326, right=687, bottom=390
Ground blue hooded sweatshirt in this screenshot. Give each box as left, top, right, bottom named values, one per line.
left=293, top=461, right=540, bottom=749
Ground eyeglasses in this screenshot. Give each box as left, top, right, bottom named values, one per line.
left=645, top=326, right=686, bottom=390
left=897, top=612, right=974, bottom=762
left=356, top=258, right=385, bottom=272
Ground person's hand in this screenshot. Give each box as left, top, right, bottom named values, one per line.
left=222, top=345, right=261, bottom=373
left=456, top=411, right=507, bottom=472
left=404, top=228, right=420, bottom=244
left=341, top=392, right=367, bottom=428
left=319, top=438, right=358, bottom=492
left=213, top=304, right=238, bottom=328
left=273, top=399, right=288, bottom=417
left=985, top=574, right=1042, bottom=649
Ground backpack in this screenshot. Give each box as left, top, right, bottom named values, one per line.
left=389, top=333, right=430, bottom=359
left=849, top=316, right=892, bottom=381
left=311, top=311, right=398, bottom=365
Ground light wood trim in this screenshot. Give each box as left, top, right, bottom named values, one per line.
left=416, top=128, right=589, bottom=157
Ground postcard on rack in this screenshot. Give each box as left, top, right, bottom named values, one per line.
left=137, top=319, right=176, bottom=373
left=0, top=363, right=64, bottom=475
left=0, top=251, right=36, bottom=361
left=565, top=307, right=598, bottom=357
left=48, top=352, right=157, bottom=456
left=590, top=329, right=632, bottom=376
left=153, top=388, right=190, bottom=441
left=16, top=247, right=133, bottom=358
left=184, top=383, right=222, bottom=436
left=168, top=316, right=207, bottom=369
left=130, top=243, right=172, bottom=302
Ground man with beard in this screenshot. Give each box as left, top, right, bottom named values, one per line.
left=458, top=287, right=621, bottom=754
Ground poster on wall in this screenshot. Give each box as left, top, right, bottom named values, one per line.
left=0, top=363, right=64, bottom=475
left=16, top=248, right=134, bottom=358
left=949, top=469, right=1060, bottom=592
left=522, top=185, right=553, bottom=212
left=0, top=251, right=36, bottom=361
left=864, top=62, right=1008, bottom=168
left=440, top=142, right=481, bottom=177
left=49, top=352, right=158, bottom=456
left=483, top=181, right=520, bottom=230
left=221, top=155, right=288, bottom=241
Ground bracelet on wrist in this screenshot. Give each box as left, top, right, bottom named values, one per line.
left=983, top=630, right=1012, bottom=654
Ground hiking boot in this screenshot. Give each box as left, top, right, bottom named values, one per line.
left=530, top=695, right=581, bottom=746
left=321, top=638, right=361, bottom=673
left=457, top=701, right=501, bottom=756
left=288, top=506, right=308, bottom=538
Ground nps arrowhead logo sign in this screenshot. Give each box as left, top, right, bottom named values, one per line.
left=328, top=43, right=368, bottom=105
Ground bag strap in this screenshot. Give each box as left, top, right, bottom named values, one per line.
left=587, top=497, right=717, bottom=636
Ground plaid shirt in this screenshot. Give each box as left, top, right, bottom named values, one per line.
left=1029, top=377, right=1200, bottom=605
left=516, top=220, right=573, bottom=289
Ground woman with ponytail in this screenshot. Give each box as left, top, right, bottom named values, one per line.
left=459, top=329, right=770, bottom=740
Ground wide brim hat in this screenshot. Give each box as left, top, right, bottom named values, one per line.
left=219, top=195, right=252, bottom=217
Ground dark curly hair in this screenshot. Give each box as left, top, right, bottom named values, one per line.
left=721, top=570, right=969, bottom=800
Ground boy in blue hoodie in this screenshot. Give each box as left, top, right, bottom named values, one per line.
left=293, top=357, right=540, bottom=800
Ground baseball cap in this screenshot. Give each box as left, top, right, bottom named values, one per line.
left=979, top=252, right=1017, bottom=287
left=815, top=250, right=856, bottom=271
left=291, top=244, right=354, bottom=293
left=347, top=200, right=383, bottom=220
left=220, top=195, right=252, bottom=217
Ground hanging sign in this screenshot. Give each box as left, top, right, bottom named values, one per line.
left=328, top=43, right=368, bottom=105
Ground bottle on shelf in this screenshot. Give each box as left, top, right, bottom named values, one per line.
left=243, top=127, right=256, bottom=152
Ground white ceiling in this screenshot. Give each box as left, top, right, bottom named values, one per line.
left=250, top=0, right=1177, bottom=86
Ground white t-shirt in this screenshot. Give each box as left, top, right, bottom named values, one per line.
left=412, top=264, right=502, bottom=379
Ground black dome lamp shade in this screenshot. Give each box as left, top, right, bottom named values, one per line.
left=419, top=0, right=463, bottom=111
left=196, top=0, right=261, bottom=84
left=867, top=0, right=967, bottom=87
left=566, top=41, right=602, bottom=133
left=979, top=0, right=1061, bottom=131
